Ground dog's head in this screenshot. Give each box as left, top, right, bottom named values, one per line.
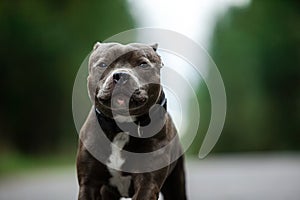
left=87, top=42, right=163, bottom=117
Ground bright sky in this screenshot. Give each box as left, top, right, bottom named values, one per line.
left=126, top=0, right=250, bottom=136
left=127, top=0, right=250, bottom=48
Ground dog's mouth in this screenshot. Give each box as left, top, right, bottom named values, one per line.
left=112, top=91, right=148, bottom=109
left=96, top=88, right=149, bottom=114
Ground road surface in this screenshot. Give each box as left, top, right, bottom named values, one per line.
left=1, top=153, right=300, bottom=200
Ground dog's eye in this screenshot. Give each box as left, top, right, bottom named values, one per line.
left=97, top=62, right=107, bottom=68
left=138, top=62, right=149, bottom=68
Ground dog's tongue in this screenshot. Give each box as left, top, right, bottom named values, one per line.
left=117, top=98, right=125, bottom=105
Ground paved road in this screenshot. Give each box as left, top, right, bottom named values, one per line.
left=1, top=153, right=300, bottom=200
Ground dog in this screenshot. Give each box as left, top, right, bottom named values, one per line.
left=76, top=42, right=187, bottom=200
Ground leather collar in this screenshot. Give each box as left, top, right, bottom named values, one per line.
left=95, top=93, right=167, bottom=137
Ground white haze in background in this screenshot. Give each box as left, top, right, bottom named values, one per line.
left=126, top=0, right=250, bottom=136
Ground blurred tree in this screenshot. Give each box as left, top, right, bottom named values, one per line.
left=189, top=0, right=300, bottom=153
left=0, top=0, right=135, bottom=154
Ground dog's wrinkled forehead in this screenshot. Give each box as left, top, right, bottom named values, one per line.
left=88, top=42, right=160, bottom=71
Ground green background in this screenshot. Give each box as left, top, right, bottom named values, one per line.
left=0, top=0, right=299, bottom=174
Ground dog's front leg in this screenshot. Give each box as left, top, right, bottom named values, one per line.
left=132, top=167, right=169, bottom=200
left=77, top=145, right=105, bottom=200
left=78, top=185, right=102, bottom=200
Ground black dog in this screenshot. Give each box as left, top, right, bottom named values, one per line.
left=76, top=42, right=187, bottom=200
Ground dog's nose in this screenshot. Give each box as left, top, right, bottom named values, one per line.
left=113, top=72, right=129, bottom=85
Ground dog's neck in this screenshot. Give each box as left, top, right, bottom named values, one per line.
left=95, top=92, right=167, bottom=139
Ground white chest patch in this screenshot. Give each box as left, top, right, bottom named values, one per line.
left=106, top=132, right=131, bottom=197
left=114, top=114, right=136, bottom=123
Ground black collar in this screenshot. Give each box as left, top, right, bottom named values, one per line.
left=95, top=94, right=167, bottom=137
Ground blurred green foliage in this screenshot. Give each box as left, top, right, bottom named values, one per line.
left=189, top=0, right=300, bottom=154
left=1, top=0, right=299, bottom=161
left=0, top=151, right=74, bottom=176
left=0, top=0, right=134, bottom=155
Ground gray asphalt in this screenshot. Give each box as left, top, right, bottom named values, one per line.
left=1, top=153, right=300, bottom=200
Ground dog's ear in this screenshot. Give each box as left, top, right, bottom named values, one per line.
left=93, top=41, right=101, bottom=50
left=150, top=43, right=158, bottom=51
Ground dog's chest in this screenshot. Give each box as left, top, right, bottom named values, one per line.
left=106, top=132, right=131, bottom=197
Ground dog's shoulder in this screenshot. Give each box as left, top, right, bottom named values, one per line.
left=79, top=106, right=102, bottom=146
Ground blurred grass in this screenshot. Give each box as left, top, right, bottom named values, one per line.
left=0, top=152, right=76, bottom=177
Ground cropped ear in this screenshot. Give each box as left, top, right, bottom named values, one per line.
left=93, top=41, right=101, bottom=50
left=150, top=43, right=158, bottom=51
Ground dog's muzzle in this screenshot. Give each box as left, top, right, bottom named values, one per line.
left=96, top=71, right=149, bottom=111
left=113, top=72, right=129, bottom=85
